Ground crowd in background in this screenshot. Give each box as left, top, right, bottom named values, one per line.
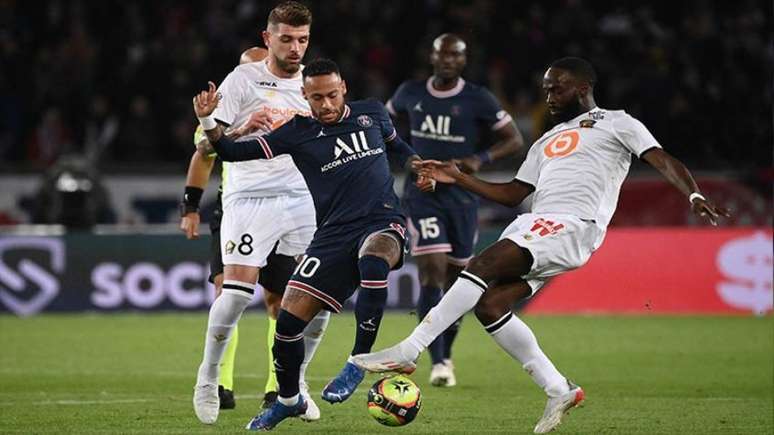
left=1, top=0, right=771, bottom=174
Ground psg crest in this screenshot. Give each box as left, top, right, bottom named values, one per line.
left=357, top=115, right=373, bottom=127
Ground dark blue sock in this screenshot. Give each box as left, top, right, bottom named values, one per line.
left=351, top=255, right=390, bottom=355
left=442, top=316, right=463, bottom=360
left=273, top=309, right=308, bottom=399
left=418, top=285, right=445, bottom=365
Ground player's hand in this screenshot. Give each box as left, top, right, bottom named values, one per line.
left=691, top=197, right=731, bottom=226
left=193, top=81, right=221, bottom=118
left=413, top=159, right=460, bottom=184
left=180, top=212, right=201, bottom=239
left=232, top=111, right=275, bottom=138
left=456, top=156, right=483, bottom=174
left=415, top=175, right=436, bottom=192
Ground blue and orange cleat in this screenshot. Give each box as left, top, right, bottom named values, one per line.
left=245, top=396, right=307, bottom=431
left=321, top=361, right=365, bottom=403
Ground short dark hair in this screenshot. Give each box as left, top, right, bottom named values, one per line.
left=302, top=58, right=340, bottom=79
left=550, top=57, right=597, bottom=87
left=267, top=1, right=312, bottom=28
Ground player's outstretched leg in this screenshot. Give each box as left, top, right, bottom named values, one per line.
left=475, top=280, right=582, bottom=433
left=298, top=310, right=330, bottom=420
left=351, top=270, right=484, bottom=373
left=352, top=239, right=529, bottom=373
left=194, top=279, right=254, bottom=424
left=322, top=255, right=389, bottom=403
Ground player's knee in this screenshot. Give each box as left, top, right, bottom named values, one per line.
left=464, top=256, right=496, bottom=285
left=360, top=234, right=401, bottom=267
left=473, top=294, right=507, bottom=325
left=224, top=264, right=259, bottom=284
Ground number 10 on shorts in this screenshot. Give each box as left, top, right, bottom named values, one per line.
left=294, top=256, right=321, bottom=278
left=419, top=217, right=440, bottom=239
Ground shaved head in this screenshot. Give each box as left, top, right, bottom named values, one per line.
left=432, top=33, right=466, bottom=53
left=239, top=47, right=268, bottom=65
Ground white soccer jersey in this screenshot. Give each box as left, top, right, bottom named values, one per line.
left=213, top=60, right=311, bottom=205
left=515, top=107, right=661, bottom=235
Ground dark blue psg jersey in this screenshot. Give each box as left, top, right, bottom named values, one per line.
left=387, top=77, right=511, bottom=207
left=211, top=99, right=417, bottom=229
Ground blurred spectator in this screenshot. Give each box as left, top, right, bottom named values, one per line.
left=114, top=96, right=159, bottom=162
left=0, top=0, right=770, bottom=173
left=26, top=107, right=71, bottom=168
left=83, top=95, right=119, bottom=164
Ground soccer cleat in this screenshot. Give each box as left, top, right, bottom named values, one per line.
left=321, top=361, right=365, bottom=403
left=299, top=381, right=320, bottom=421
left=218, top=385, right=235, bottom=409
left=350, top=345, right=418, bottom=374
left=193, top=382, right=219, bottom=424
left=533, top=381, right=585, bottom=434
left=429, top=362, right=456, bottom=387
left=245, top=396, right=307, bottom=431
left=261, top=391, right=278, bottom=409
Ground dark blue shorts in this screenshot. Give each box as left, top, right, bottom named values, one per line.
left=285, top=215, right=407, bottom=312
left=405, top=200, right=478, bottom=266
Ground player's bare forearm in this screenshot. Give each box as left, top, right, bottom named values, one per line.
left=197, top=125, right=225, bottom=155
left=196, top=127, right=245, bottom=156
left=641, top=148, right=699, bottom=197
left=453, top=172, right=533, bottom=207
left=186, top=149, right=216, bottom=189
left=642, top=147, right=730, bottom=225
left=487, top=123, right=525, bottom=161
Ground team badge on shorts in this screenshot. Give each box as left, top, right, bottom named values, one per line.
left=357, top=115, right=373, bottom=127
left=225, top=240, right=236, bottom=255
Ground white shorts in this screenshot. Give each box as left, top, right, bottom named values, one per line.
left=499, top=213, right=603, bottom=294
left=221, top=195, right=316, bottom=268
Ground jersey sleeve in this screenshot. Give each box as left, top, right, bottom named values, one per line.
left=212, top=121, right=294, bottom=162
left=514, top=143, right=540, bottom=187
left=375, top=101, right=416, bottom=166
left=385, top=82, right=410, bottom=117
left=212, top=68, right=246, bottom=126
left=477, top=88, right=513, bottom=131
left=611, top=113, right=663, bottom=158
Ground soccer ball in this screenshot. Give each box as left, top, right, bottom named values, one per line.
left=367, top=375, right=422, bottom=426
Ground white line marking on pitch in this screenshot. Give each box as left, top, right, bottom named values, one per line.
left=0, top=398, right=154, bottom=406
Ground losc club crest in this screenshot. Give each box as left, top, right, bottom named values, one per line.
left=357, top=115, right=373, bottom=128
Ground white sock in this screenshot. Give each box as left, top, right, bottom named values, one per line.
left=486, top=312, right=569, bottom=397
left=401, top=271, right=486, bottom=359
left=196, top=281, right=254, bottom=384
left=278, top=394, right=299, bottom=406
left=299, top=310, right=330, bottom=386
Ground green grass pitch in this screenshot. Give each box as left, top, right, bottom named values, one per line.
left=0, top=312, right=771, bottom=434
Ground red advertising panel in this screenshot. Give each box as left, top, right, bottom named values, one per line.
left=524, top=228, right=773, bottom=315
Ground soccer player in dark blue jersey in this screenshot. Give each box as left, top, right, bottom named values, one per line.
left=194, top=58, right=432, bottom=431
left=387, top=34, right=524, bottom=386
